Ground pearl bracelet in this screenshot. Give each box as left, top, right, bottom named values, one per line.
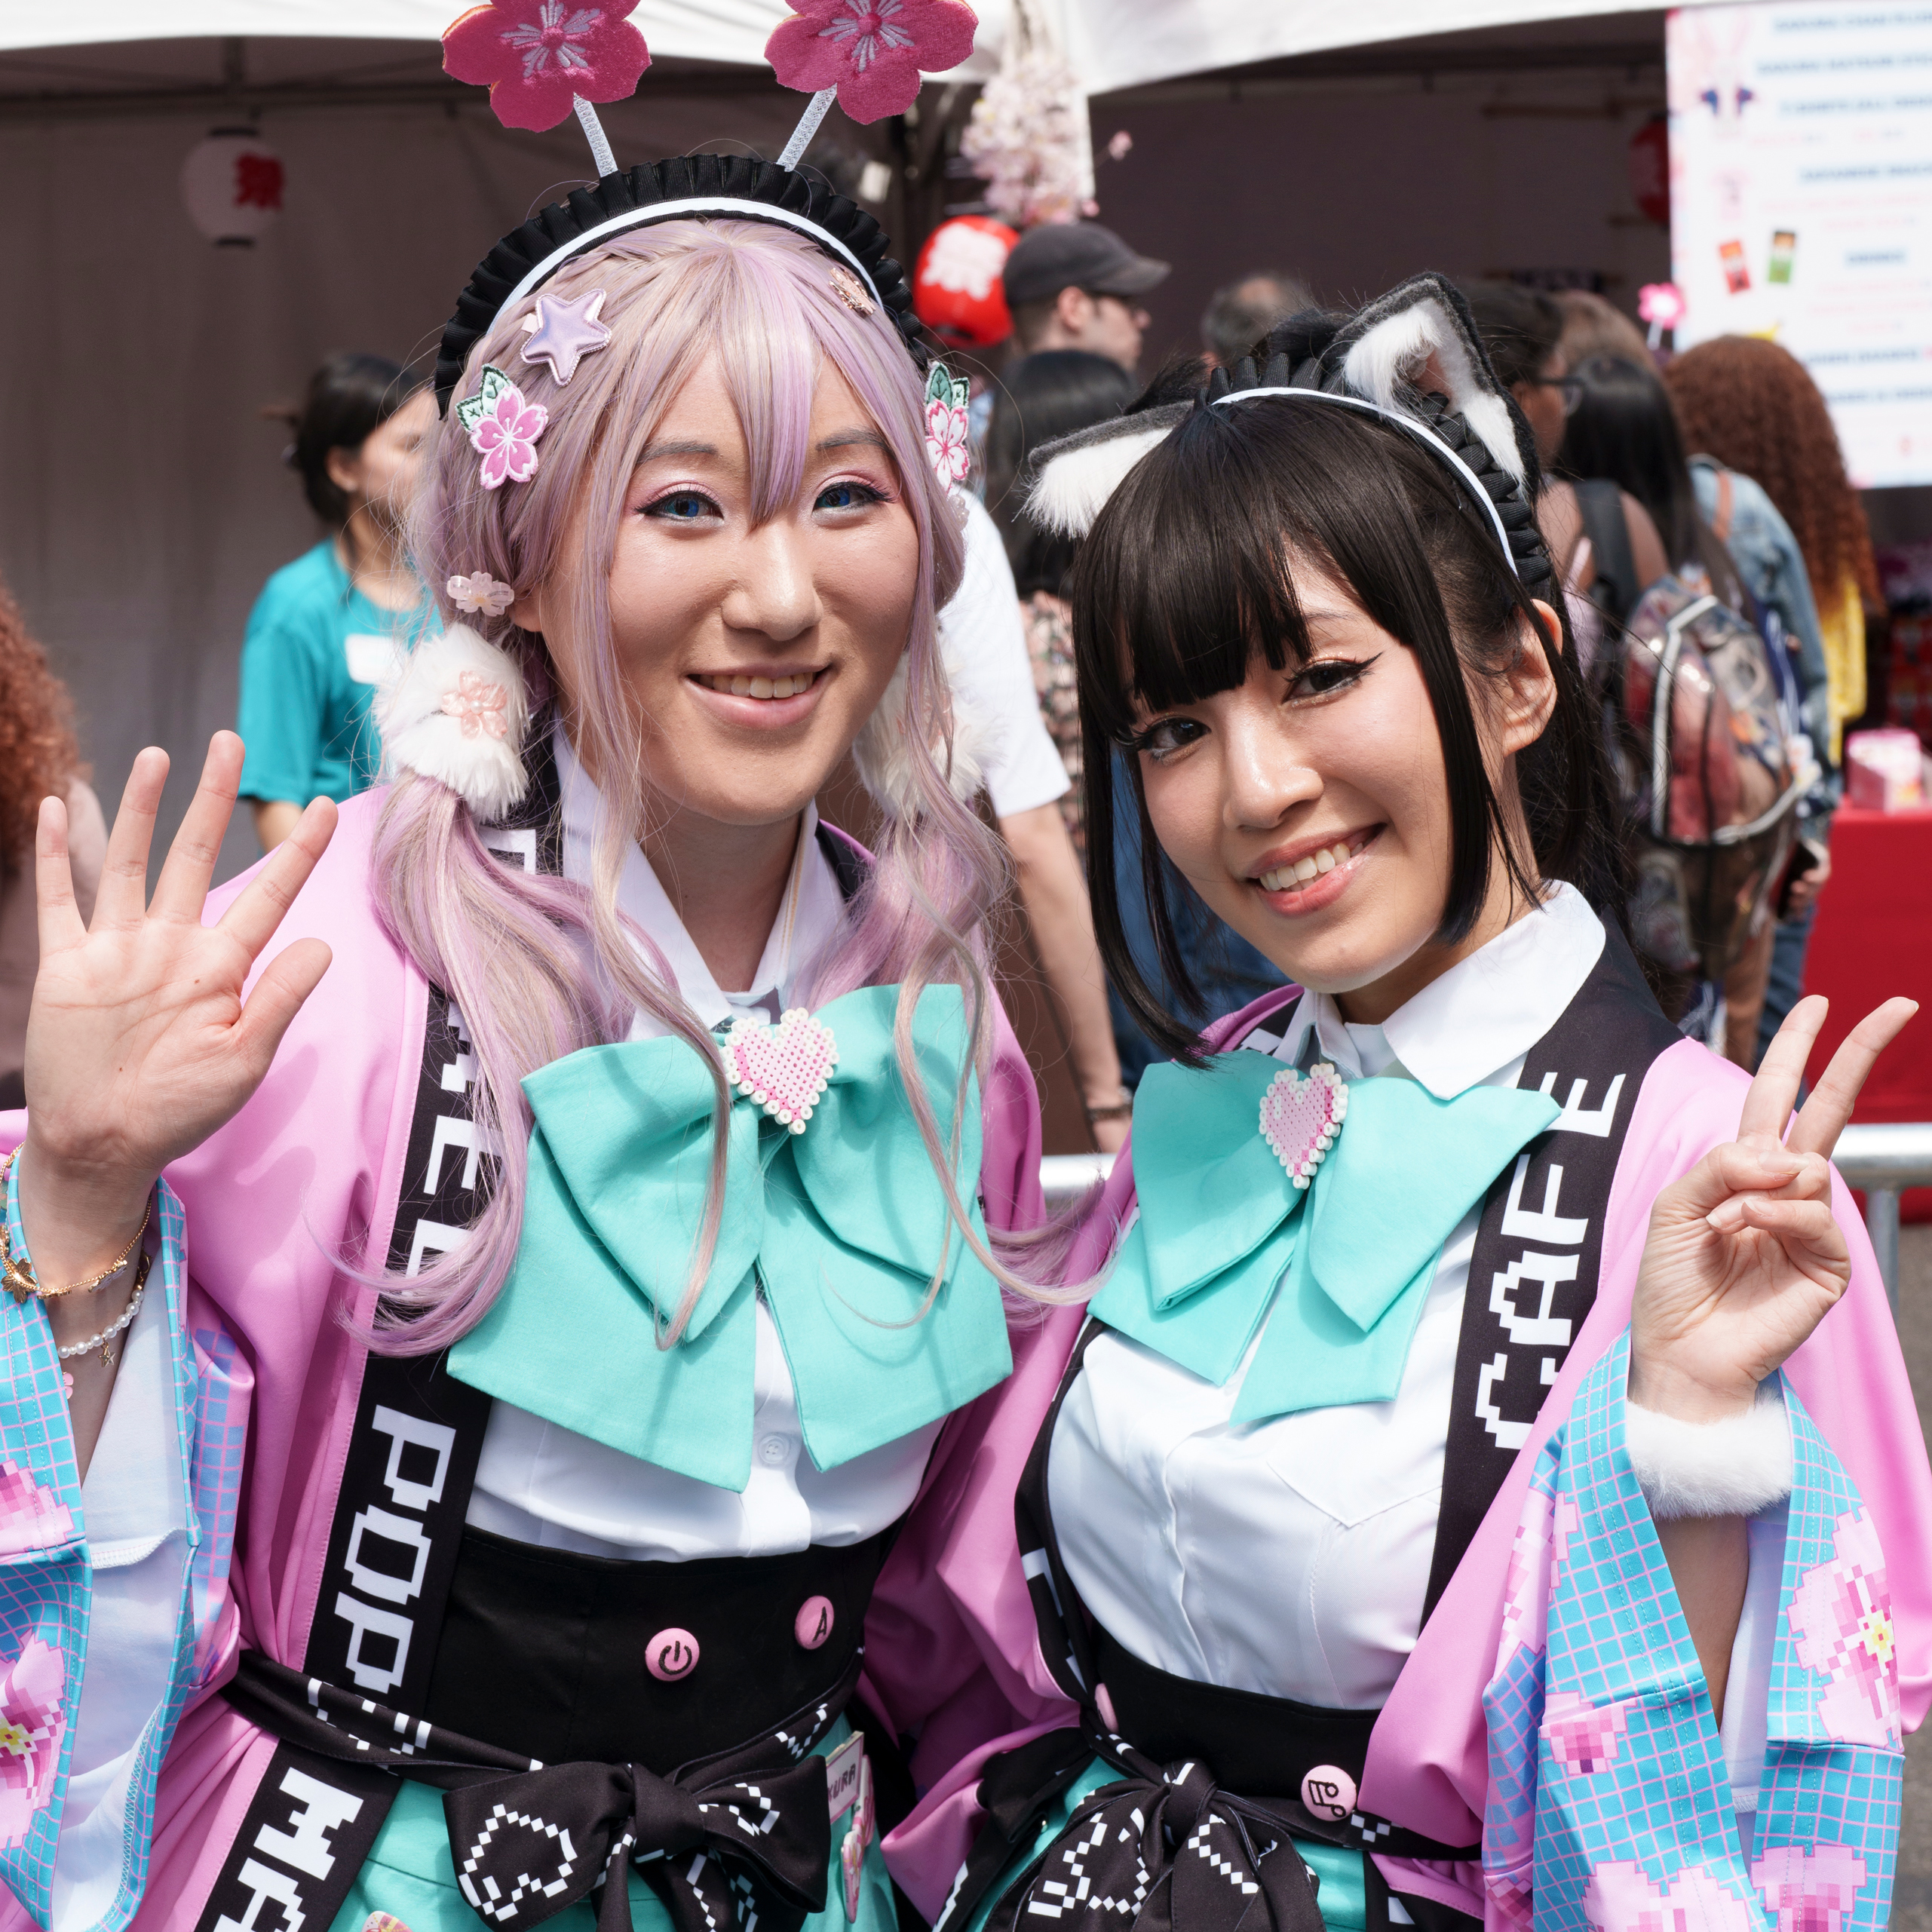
left=57, top=1249, right=152, bottom=1372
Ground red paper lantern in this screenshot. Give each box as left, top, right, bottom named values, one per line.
left=913, top=216, right=1018, bottom=349
left=1628, top=116, right=1670, bottom=229
left=181, top=128, right=285, bottom=246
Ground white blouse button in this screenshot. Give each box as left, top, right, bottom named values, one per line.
left=758, top=1434, right=793, bottom=1467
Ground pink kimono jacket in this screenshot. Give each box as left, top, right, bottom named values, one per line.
left=876, top=988, right=1932, bottom=1932
left=0, top=790, right=1048, bottom=1931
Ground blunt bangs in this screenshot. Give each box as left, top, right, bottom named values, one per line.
left=1070, top=395, right=1608, bottom=1062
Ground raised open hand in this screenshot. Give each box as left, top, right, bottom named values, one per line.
left=21, top=733, right=336, bottom=1281
left=1630, top=992, right=1917, bottom=1422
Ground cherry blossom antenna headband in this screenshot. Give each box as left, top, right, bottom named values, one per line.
left=435, top=0, right=980, bottom=412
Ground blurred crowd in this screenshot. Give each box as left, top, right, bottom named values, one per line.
left=0, top=218, right=1887, bottom=1131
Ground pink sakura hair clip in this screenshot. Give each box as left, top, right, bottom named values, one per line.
left=446, top=570, right=516, bottom=618
left=924, top=361, right=970, bottom=493
left=455, top=366, right=549, bottom=489
left=519, top=287, right=613, bottom=385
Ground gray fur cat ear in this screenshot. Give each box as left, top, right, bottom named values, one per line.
left=1023, top=403, right=1192, bottom=540
left=1332, top=274, right=1529, bottom=486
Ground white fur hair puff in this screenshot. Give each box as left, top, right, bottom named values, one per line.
left=376, top=626, right=531, bottom=820
left=852, top=495, right=1008, bottom=818
left=852, top=630, right=1007, bottom=817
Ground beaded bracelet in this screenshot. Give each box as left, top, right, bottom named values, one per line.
left=57, top=1248, right=152, bottom=1372
left=0, top=1150, right=152, bottom=1305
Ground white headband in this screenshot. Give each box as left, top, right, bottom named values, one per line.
left=500, top=195, right=885, bottom=315
left=1211, top=386, right=1522, bottom=579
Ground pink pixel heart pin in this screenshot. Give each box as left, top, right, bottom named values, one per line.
left=1259, top=1063, right=1348, bottom=1189
left=725, top=1008, right=839, bottom=1134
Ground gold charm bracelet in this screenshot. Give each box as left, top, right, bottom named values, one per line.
left=0, top=1150, right=152, bottom=1305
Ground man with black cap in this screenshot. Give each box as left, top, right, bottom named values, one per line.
left=1001, top=220, right=1169, bottom=373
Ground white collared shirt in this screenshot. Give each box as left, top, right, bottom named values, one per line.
left=1049, top=886, right=1771, bottom=1805
left=467, top=731, right=943, bottom=1559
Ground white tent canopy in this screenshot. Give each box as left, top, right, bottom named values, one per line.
left=0, top=0, right=1702, bottom=891
left=0, top=0, right=1726, bottom=97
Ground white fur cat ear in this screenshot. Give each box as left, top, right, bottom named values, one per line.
left=1334, top=274, right=1528, bottom=486
left=1025, top=403, right=1192, bottom=541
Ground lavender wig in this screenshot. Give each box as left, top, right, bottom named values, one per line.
left=371, top=219, right=1038, bottom=1354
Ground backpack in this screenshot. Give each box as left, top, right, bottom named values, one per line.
left=1596, top=573, right=1808, bottom=982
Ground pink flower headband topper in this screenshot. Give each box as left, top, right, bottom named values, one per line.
left=455, top=365, right=549, bottom=489
left=768, top=0, right=979, bottom=167
left=443, top=0, right=650, bottom=172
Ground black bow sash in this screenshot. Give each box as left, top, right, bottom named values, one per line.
left=986, top=1740, right=1323, bottom=1932
left=445, top=1751, right=830, bottom=1932
left=225, top=1646, right=854, bottom=1932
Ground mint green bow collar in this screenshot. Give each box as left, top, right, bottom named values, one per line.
left=449, top=982, right=1013, bottom=1492
left=1087, top=1050, right=1558, bottom=1421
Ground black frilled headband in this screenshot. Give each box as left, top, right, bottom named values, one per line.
left=434, top=152, right=928, bottom=416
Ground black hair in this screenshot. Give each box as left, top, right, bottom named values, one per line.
left=1559, top=354, right=1740, bottom=599
left=985, top=351, right=1137, bottom=596
left=278, top=353, right=428, bottom=529
left=1458, top=281, right=1564, bottom=394
left=1200, top=271, right=1314, bottom=370
left=1070, top=394, right=1620, bottom=1060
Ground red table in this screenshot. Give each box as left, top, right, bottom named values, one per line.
left=1802, top=804, right=1932, bottom=1217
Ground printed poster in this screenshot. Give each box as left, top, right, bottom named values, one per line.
left=1669, top=3, right=1932, bottom=487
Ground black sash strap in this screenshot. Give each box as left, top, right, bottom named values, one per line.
left=955, top=938, right=1671, bottom=1932
left=1421, top=924, right=1678, bottom=1616
left=195, top=955, right=520, bottom=1930
left=195, top=737, right=882, bottom=1930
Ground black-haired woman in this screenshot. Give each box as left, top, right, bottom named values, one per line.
left=238, top=353, right=434, bottom=850
left=1561, top=354, right=1829, bottom=1065
left=988, top=350, right=1290, bottom=1086
left=882, top=278, right=1929, bottom=1932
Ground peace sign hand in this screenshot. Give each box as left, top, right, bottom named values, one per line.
left=20, top=734, right=336, bottom=1287
left=1629, top=994, right=1917, bottom=1423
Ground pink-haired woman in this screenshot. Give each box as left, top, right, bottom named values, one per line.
left=0, top=179, right=1060, bottom=1932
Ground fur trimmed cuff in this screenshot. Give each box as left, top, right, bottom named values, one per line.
left=1624, top=1383, right=1793, bottom=1520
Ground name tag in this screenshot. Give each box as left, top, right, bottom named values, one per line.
left=345, top=633, right=399, bottom=685
left=826, top=1731, right=866, bottom=1821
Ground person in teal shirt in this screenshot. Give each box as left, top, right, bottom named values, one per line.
left=238, top=353, right=434, bottom=848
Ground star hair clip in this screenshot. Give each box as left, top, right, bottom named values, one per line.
left=520, top=288, right=613, bottom=385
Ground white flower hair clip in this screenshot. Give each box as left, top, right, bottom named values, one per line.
left=446, top=571, right=516, bottom=619
left=376, top=627, right=531, bottom=818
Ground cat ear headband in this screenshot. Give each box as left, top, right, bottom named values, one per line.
left=1026, top=272, right=1553, bottom=591
left=434, top=0, right=978, bottom=415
